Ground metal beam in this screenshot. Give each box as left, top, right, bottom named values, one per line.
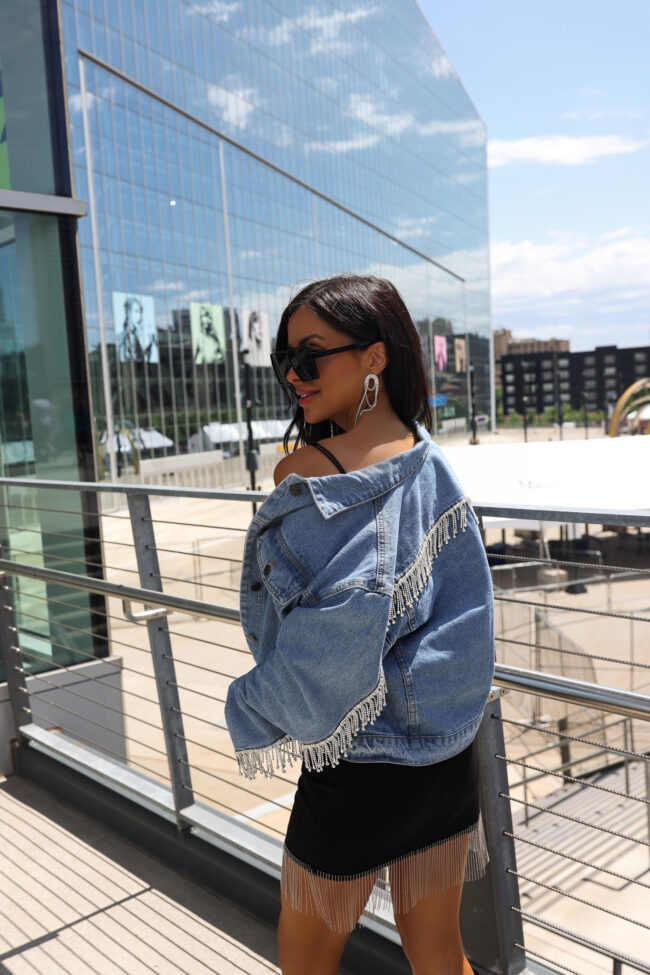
left=0, top=189, right=87, bottom=217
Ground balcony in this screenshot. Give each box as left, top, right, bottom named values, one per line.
left=1, top=478, right=649, bottom=975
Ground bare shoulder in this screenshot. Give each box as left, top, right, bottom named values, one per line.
left=273, top=442, right=341, bottom=486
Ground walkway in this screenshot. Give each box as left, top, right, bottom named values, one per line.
left=0, top=775, right=283, bottom=975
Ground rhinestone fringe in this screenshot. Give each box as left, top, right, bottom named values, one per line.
left=281, top=813, right=489, bottom=934
left=389, top=496, right=477, bottom=626
left=235, top=667, right=388, bottom=780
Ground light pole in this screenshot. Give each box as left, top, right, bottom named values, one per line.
left=241, top=349, right=261, bottom=515
left=553, top=350, right=564, bottom=441
left=469, top=364, right=478, bottom=445
left=522, top=395, right=529, bottom=442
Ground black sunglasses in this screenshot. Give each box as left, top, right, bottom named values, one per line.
left=270, top=341, right=372, bottom=387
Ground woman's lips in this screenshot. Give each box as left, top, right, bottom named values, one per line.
left=298, top=391, right=318, bottom=404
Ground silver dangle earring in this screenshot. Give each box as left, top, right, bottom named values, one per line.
left=354, top=373, right=379, bottom=426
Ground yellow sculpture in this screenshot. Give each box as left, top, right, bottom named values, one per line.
left=608, top=378, right=650, bottom=436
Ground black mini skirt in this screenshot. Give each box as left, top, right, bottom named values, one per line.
left=281, top=739, right=489, bottom=932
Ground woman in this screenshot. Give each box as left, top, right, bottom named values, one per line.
left=225, top=274, right=494, bottom=975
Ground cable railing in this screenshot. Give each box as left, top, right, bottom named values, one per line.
left=0, top=477, right=649, bottom=975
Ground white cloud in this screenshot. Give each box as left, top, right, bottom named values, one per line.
left=418, top=117, right=485, bottom=146
left=394, top=215, right=439, bottom=239
left=579, top=87, right=603, bottom=98
left=347, top=93, right=414, bottom=136
left=491, top=229, right=650, bottom=315
left=185, top=2, right=241, bottom=22
left=330, top=93, right=484, bottom=154
left=68, top=85, right=115, bottom=114
left=150, top=280, right=186, bottom=293
left=489, top=134, right=650, bottom=167
left=428, top=53, right=456, bottom=80
left=207, top=84, right=259, bottom=129
left=562, top=107, right=644, bottom=121
left=304, top=132, right=381, bottom=155
left=241, top=6, right=378, bottom=56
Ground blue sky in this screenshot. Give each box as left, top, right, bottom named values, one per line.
left=419, top=0, right=650, bottom=351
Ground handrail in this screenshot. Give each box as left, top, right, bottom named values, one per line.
left=1, top=476, right=649, bottom=527
left=494, top=663, right=650, bottom=722
left=1, top=555, right=648, bottom=724
left=0, top=475, right=268, bottom=502
left=0, top=560, right=238, bottom=622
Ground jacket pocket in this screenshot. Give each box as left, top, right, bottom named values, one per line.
left=257, top=523, right=312, bottom=611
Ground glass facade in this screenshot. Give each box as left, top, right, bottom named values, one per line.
left=0, top=0, right=490, bottom=683
left=58, top=0, right=490, bottom=467
left=0, top=0, right=105, bottom=682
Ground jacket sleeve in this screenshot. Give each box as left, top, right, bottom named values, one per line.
left=225, top=586, right=392, bottom=779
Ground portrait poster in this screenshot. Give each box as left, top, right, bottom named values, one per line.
left=240, top=309, right=271, bottom=367
left=434, top=335, right=448, bottom=372
left=454, top=336, right=467, bottom=374
left=190, top=302, right=226, bottom=365
left=113, top=292, right=158, bottom=363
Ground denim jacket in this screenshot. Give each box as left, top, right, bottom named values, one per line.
left=225, top=420, right=495, bottom=780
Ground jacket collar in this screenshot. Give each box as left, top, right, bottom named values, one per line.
left=254, top=420, right=431, bottom=523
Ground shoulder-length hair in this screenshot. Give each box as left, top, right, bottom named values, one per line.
left=275, top=274, right=432, bottom=452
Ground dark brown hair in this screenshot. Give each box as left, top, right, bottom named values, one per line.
left=276, top=274, right=432, bottom=451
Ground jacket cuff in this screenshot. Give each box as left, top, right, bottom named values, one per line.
left=234, top=666, right=387, bottom=780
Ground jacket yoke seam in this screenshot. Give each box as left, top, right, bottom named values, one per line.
left=276, top=525, right=314, bottom=584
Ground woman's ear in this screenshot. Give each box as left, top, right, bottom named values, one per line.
left=366, top=341, right=388, bottom=375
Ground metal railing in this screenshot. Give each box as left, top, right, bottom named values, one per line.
left=0, top=478, right=649, bottom=975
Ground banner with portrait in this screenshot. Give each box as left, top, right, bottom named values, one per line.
left=454, top=336, right=467, bottom=374
left=433, top=335, right=448, bottom=372
left=190, top=302, right=226, bottom=365
left=240, top=309, right=271, bottom=367
left=113, top=292, right=158, bottom=363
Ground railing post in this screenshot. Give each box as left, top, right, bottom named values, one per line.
left=461, top=688, right=527, bottom=975
left=127, top=494, right=194, bottom=828
left=557, top=716, right=571, bottom=783
left=0, top=569, right=30, bottom=738
left=645, top=753, right=650, bottom=869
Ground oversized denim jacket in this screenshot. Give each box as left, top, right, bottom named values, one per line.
left=225, top=420, right=495, bottom=780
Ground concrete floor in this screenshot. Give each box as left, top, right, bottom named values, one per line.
left=0, top=775, right=284, bottom=975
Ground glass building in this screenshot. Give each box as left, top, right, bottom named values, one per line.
left=0, top=0, right=490, bottom=678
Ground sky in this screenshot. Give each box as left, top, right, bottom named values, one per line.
left=418, top=0, right=650, bottom=352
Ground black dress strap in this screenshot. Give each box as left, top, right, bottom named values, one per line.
left=309, top=441, right=346, bottom=474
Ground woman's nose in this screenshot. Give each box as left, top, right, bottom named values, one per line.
left=285, top=363, right=301, bottom=385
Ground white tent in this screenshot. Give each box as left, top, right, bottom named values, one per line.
left=100, top=428, right=174, bottom=452
left=440, top=436, right=650, bottom=531
left=201, top=420, right=285, bottom=443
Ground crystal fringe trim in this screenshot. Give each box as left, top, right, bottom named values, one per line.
left=234, top=667, right=388, bottom=779
left=389, top=496, right=477, bottom=627
left=281, top=812, right=489, bottom=934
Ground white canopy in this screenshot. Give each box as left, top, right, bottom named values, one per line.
left=100, top=428, right=174, bottom=451
left=201, top=420, right=287, bottom=443
left=440, top=436, right=650, bottom=530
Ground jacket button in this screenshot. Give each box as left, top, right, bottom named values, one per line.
left=289, top=483, right=302, bottom=496
left=250, top=581, right=262, bottom=591
left=263, top=563, right=272, bottom=576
